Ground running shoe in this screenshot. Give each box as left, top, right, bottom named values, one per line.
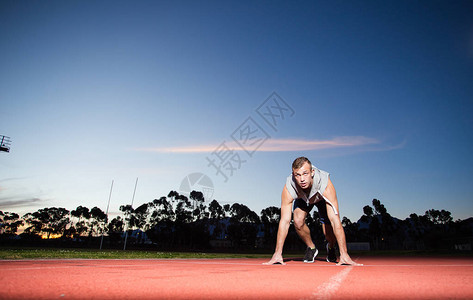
left=303, top=247, right=318, bottom=263
left=326, top=244, right=337, bottom=263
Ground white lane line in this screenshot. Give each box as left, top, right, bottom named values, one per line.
left=303, top=266, right=353, bottom=300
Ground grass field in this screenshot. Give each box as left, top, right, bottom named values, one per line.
left=0, top=247, right=470, bottom=260
left=0, top=247, right=273, bottom=260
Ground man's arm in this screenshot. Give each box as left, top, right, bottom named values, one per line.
left=323, top=178, right=362, bottom=266
left=263, top=185, right=293, bottom=265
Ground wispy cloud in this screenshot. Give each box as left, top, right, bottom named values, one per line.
left=0, top=177, right=30, bottom=183
left=364, top=139, right=407, bottom=152
left=258, top=136, right=379, bottom=151
left=134, top=136, right=381, bottom=153
left=0, top=197, right=44, bottom=209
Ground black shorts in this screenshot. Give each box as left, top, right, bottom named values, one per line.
left=293, top=198, right=329, bottom=224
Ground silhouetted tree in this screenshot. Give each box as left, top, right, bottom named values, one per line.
left=89, top=207, right=107, bottom=236
left=146, top=196, right=175, bottom=248
left=71, top=206, right=90, bottom=238
left=119, top=204, right=134, bottom=239
left=153, top=197, right=175, bottom=222
left=0, top=211, right=23, bottom=235
left=227, top=203, right=260, bottom=248
left=260, top=206, right=280, bottom=248
left=206, top=200, right=225, bottom=241
left=190, top=190, right=204, bottom=206
left=209, top=200, right=224, bottom=220
left=133, top=203, right=150, bottom=230
left=167, top=190, right=179, bottom=202
left=425, top=209, right=453, bottom=226
left=223, top=204, right=231, bottom=218
left=190, top=191, right=207, bottom=221
left=360, top=201, right=381, bottom=249
left=360, top=205, right=373, bottom=224
left=171, top=193, right=194, bottom=248
left=71, top=206, right=90, bottom=220
left=23, top=207, right=70, bottom=239
left=360, top=199, right=399, bottom=250
left=260, top=206, right=280, bottom=224
left=421, top=209, right=454, bottom=249
left=372, top=199, right=387, bottom=215
left=175, top=195, right=193, bottom=224
left=5, top=189, right=469, bottom=252
left=342, top=217, right=359, bottom=242
left=107, top=216, right=124, bottom=245
left=230, top=203, right=260, bottom=223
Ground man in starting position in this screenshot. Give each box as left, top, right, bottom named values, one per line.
left=264, top=157, right=361, bottom=266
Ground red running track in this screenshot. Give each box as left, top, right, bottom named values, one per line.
left=1, top=256, right=472, bottom=299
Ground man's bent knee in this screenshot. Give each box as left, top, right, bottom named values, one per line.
left=293, top=217, right=306, bottom=231
left=293, top=208, right=307, bottom=231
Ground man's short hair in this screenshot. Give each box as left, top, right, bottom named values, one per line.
left=292, top=157, right=312, bottom=170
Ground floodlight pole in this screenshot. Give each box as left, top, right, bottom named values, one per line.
left=100, top=180, right=114, bottom=250
left=123, top=177, right=138, bottom=251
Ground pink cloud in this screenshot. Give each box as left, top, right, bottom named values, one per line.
left=134, top=136, right=379, bottom=153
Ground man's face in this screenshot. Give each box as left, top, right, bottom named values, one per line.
left=292, top=162, right=314, bottom=190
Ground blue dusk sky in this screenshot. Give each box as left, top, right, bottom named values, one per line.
left=1, top=0, right=472, bottom=222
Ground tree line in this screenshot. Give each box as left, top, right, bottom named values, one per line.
left=0, top=191, right=471, bottom=251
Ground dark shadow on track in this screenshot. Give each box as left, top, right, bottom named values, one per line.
left=283, top=257, right=326, bottom=263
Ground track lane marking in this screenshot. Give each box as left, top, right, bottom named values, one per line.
left=303, top=266, right=353, bottom=300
